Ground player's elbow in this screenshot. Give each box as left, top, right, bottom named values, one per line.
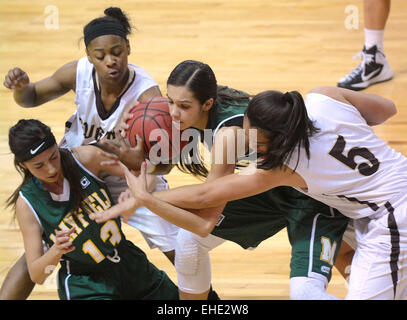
left=196, top=228, right=210, bottom=238
left=30, top=273, right=46, bottom=285
left=196, top=221, right=215, bottom=238
left=370, top=100, right=397, bottom=125
left=29, top=266, right=52, bottom=285
left=384, top=100, right=397, bottom=119
left=16, top=100, right=37, bottom=108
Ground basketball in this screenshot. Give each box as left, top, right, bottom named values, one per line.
left=126, top=97, right=187, bottom=163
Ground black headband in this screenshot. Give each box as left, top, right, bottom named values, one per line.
left=15, top=133, right=57, bottom=163
left=84, top=21, right=127, bottom=47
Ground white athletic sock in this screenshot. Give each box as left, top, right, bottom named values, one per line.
left=364, top=28, right=385, bottom=51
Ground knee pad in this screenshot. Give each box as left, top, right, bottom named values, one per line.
left=175, top=237, right=202, bottom=276
left=174, top=231, right=224, bottom=294
left=290, top=277, right=341, bottom=300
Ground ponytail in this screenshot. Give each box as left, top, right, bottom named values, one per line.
left=247, top=90, right=319, bottom=171
left=103, top=7, right=132, bottom=36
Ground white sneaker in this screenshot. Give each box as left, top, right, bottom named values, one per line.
left=337, top=45, right=393, bottom=91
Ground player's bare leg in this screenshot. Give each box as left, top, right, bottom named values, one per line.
left=163, top=250, right=175, bottom=264
left=334, top=241, right=354, bottom=281
left=0, top=253, right=35, bottom=300
left=179, top=288, right=210, bottom=300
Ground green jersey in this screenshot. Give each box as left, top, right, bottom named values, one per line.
left=206, top=86, right=249, bottom=133
left=19, top=150, right=179, bottom=299
left=20, top=155, right=123, bottom=266
left=201, top=86, right=252, bottom=168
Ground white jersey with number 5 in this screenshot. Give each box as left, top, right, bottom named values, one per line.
left=286, top=93, right=407, bottom=220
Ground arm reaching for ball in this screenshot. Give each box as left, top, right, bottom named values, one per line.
left=90, top=161, right=222, bottom=237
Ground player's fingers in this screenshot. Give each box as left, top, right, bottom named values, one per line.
left=98, top=140, right=121, bottom=155
left=120, top=121, right=129, bottom=132
left=64, top=246, right=76, bottom=253
left=118, top=192, right=125, bottom=204
left=60, top=240, right=74, bottom=249
left=117, top=162, right=137, bottom=190
left=16, top=71, right=28, bottom=83
left=56, top=227, right=75, bottom=237
left=91, top=210, right=117, bottom=224
left=118, top=161, right=132, bottom=177
left=56, top=237, right=73, bottom=250
left=4, top=73, right=20, bottom=89
left=120, top=111, right=132, bottom=130
left=135, top=135, right=144, bottom=149
left=3, top=77, right=13, bottom=89
left=89, top=212, right=104, bottom=223
left=140, top=161, right=147, bottom=179
left=98, top=148, right=119, bottom=158
left=94, top=214, right=108, bottom=224
left=11, top=68, right=24, bottom=80
left=117, top=132, right=129, bottom=150
left=118, top=190, right=130, bottom=203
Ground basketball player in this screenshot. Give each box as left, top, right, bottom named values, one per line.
left=6, top=119, right=178, bottom=300
left=1, top=7, right=179, bottom=299
left=120, top=85, right=406, bottom=299
left=96, top=61, right=351, bottom=300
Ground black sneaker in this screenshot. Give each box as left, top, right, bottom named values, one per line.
left=207, top=286, right=221, bottom=300
left=337, top=45, right=393, bottom=91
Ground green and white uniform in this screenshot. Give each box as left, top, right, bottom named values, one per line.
left=175, top=87, right=349, bottom=295
left=19, top=150, right=178, bottom=300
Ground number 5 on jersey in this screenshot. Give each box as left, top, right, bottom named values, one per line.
left=328, top=135, right=380, bottom=176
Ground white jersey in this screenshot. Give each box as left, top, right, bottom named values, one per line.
left=60, top=57, right=158, bottom=147
left=58, top=57, right=179, bottom=253
left=285, top=93, right=407, bottom=220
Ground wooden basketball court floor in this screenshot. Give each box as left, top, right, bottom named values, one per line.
left=0, top=0, right=406, bottom=300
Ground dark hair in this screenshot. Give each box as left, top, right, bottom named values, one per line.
left=7, top=120, right=85, bottom=218
left=83, top=7, right=133, bottom=47
left=167, top=60, right=251, bottom=178
left=246, top=90, right=320, bottom=171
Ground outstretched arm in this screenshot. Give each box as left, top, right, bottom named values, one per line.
left=73, top=145, right=157, bottom=191
left=4, top=61, right=77, bottom=108
left=154, top=164, right=291, bottom=209
left=90, top=162, right=223, bottom=237
left=140, top=126, right=295, bottom=209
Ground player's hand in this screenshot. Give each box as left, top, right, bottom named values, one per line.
left=118, top=188, right=133, bottom=204
left=4, top=67, right=30, bottom=90
left=54, top=227, right=76, bottom=255
left=99, top=133, right=145, bottom=171
left=120, top=103, right=139, bottom=138
left=119, top=161, right=151, bottom=204
left=89, top=197, right=140, bottom=223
